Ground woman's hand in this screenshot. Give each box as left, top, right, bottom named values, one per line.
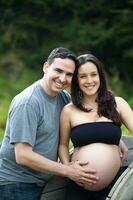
left=119, top=139, right=128, bottom=163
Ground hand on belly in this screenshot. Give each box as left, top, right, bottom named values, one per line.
left=72, top=143, right=121, bottom=191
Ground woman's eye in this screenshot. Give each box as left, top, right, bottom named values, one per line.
left=91, top=73, right=97, bottom=76
left=79, top=75, right=86, bottom=78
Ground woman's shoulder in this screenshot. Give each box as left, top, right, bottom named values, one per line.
left=61, top=102, right=76, bottom=113
left=115, top=96, right=128, bottom=105
left=115, top=96, right=130, bottom=111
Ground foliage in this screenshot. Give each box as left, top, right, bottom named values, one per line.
left=0, top=0, right=133, bottom=82
left=0, top=0, right=133, bottom=141
left=0, top=66, right=40, bottom=142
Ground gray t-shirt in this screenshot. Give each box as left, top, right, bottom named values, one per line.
left=0, top=81, right=70, bottom=185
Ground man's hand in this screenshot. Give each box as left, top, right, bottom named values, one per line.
left=67, top=160, right=99, bottom=186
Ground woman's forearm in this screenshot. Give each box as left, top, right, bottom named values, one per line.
left=58, top=144, right=70, bottom=164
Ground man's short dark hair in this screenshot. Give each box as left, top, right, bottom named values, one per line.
left=47, top=47, right=77, bottom=66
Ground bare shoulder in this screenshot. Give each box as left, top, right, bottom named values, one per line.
left=115, top=96, right=131, bottom=112
left=115, top=96, right=127, bottom=104
left=61, top=102, right=75, bottom=114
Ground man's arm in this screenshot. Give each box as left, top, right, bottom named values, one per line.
left=15, top=143, right=99, bottom=185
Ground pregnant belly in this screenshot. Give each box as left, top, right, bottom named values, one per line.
left=71, top=143, right=121, bottom=191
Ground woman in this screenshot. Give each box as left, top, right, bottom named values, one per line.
left=59, top=54, right=133, bottom=199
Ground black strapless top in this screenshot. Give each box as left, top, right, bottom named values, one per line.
left=71, top=122, right=121, bottom=147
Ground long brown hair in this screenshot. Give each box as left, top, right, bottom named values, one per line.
left=71, top=54, right=121, bottom=126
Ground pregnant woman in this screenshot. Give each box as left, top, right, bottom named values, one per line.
left=59, top=53, right=133, bottom=200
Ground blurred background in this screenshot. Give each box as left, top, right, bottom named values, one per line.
left=0, top=0, right=133, bottom=141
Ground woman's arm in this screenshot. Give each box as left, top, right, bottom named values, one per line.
left=58, top=104, right=72, bottom=165
left=116, top=97, right=133, bottom=162
left=58, top=104, right=99, bottom=186
left=116, top=97, right=133, bottom=132
left=119, top=139, right=128, bottom=163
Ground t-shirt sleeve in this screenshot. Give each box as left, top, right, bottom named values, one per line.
left=9, top=103, right=38, bottom=146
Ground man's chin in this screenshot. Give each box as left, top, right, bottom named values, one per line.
left=55, top=86, right=66, bottom=91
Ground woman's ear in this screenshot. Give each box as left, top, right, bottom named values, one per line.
left=43, top=62, right=49, bottom=73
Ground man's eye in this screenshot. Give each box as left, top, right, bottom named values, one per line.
left=67, top=74, right=73, bottom=77
left=55, top=69, right=62, bottom=73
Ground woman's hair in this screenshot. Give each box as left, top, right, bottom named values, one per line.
left=71, top=54, right=121, bottom=125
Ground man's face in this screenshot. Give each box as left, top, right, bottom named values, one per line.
left=43, top=58, right=76, bottom=96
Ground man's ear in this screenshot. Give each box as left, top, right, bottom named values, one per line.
left=43, top=62, right=49, bottom=73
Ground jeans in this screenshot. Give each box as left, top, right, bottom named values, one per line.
left=0, top=182, right=44, bottom=200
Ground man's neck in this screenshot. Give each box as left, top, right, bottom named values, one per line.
left=39, top=78, right=57, bottom=97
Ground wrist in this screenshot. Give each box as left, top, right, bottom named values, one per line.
left=61, top=164, right=71, bottom=178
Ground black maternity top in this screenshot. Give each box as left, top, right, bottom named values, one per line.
left=71, top=122, right=121, bottom=148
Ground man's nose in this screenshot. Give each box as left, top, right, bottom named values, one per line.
left=59, top=74, right=66, bottom=82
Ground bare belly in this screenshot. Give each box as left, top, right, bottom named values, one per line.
left=71, top=143, right=121, bottom=191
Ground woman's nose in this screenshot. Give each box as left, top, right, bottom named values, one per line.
left=86, top=76, right=92, bottom=83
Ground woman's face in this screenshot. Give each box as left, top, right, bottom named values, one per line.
left=78, top=61, right=100, bottom=97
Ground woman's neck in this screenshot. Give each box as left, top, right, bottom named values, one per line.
left=83, top=96, right=97, bottom=107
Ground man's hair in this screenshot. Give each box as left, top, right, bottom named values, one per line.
left=47, top=47, right=77, bottom=65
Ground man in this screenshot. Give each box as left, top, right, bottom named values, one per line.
left=0, top=47, right=98, bottom=200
